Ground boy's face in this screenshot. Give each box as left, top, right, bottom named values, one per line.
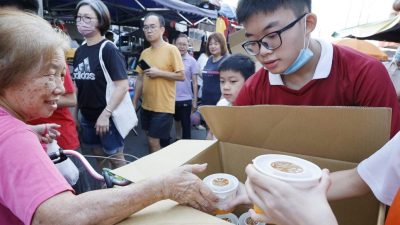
left=243, top=8, right=307, bottom=74
left=220, top=70, right=246, bottom=103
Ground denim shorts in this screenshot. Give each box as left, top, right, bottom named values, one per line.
left=140, top=108, right=173, bottom=139
left=79, top=115, right=124, bottom=155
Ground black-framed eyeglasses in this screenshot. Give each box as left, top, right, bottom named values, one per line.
left=75, top=15, right=96, bottom=23
left=242, top=13, right=307, bottom=56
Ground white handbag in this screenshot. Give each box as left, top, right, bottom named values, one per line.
left=99, top=40, right=138, bottom=138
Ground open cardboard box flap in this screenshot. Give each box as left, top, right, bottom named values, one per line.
left=200, top=105, right=391, bottom=163
left=113, top=140, right=216, bottom=183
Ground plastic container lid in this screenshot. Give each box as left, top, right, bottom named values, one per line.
left=216, top=213, right=239, bottom=224
left=203, top=173, right=239, bottom=193
left=238, top=212, right=265, bottom=225
left=253, top=154, right=322, bottom=184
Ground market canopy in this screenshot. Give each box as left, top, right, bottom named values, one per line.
left=46, top=0, right=218, bottom=26
left=332, top=15, right=400, bottom=43
left=334, top=38, right=388, bottom=61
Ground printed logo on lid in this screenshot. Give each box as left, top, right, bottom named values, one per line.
left=271, top=161, right=304, bottom=174
left=245, top=216, right=258, bottom=225
left=212, top=177, right=230, bottom=187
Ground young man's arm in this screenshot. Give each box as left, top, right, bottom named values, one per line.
left=226, top=167, right=372, bottom=209
left=327, top=168, right=371, bottom=201
left=32, top=164, right=218, bottom=225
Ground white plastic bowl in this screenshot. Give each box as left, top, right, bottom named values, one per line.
left=253, top=154, right=322, bottom=189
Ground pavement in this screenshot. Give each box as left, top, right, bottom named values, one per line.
left=122, top=118, right=207, bottom=161
left=75, top=116, right=207, bottom=192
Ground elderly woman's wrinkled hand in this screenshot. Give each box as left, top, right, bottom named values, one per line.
left=161, top=164, right=219, bottom=213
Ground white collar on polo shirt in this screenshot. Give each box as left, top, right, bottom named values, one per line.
left=268, top=39, right=333, bottom=86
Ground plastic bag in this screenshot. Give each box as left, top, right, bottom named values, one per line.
left=47, top=140, right=79, bottom=185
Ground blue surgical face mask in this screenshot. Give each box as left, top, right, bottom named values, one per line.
left=282, top=16, right=314, bottom=75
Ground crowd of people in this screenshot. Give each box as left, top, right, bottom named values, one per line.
left=2, top=0, right=400, bottom=224
left=0, top=1, right=219, bottom=224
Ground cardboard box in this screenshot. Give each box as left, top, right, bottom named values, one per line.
left=114, top=105, right=391, bottom=225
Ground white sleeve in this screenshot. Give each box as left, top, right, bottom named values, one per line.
left=357, top=131, right=400, bottom=205
left=216, top=98, right=231, bottom=106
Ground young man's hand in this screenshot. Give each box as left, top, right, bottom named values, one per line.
left=245, top=165, right=338, bottom=225
left=222, top=182, right=252, bottom=212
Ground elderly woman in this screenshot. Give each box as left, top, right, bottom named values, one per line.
left=0, top=10, right=217, bottom=225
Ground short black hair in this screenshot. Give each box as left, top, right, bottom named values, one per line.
left=143, top=12, right=165, bottom=28
left=218, top=54, right=255, bottom=80
left=0, top=0, right=39, bottom=13
left=237, top=0, right=311, bottom=24
left=75, top=0, right=111, bottom=36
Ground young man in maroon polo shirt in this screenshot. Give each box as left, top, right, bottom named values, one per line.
left=235, top=0, right=400, bottom=137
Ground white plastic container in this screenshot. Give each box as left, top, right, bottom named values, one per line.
left=253, top=154, right=322, bottom=189
left=238, top=212, right=266, bottom=225
left=216, top=213, right=239, bottom=225
left=203, top=173, right=239, bottom=214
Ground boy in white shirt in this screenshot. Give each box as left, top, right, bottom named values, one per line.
left=217, top=54, right=256, bottom=106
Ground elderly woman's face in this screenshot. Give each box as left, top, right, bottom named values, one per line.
left=5, top=48, right=66, bottom=121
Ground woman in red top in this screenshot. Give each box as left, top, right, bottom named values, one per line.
left=29, top=66, right=79, bottom=150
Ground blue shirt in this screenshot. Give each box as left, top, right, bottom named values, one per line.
left=201, top=55, right=227, bottom=105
